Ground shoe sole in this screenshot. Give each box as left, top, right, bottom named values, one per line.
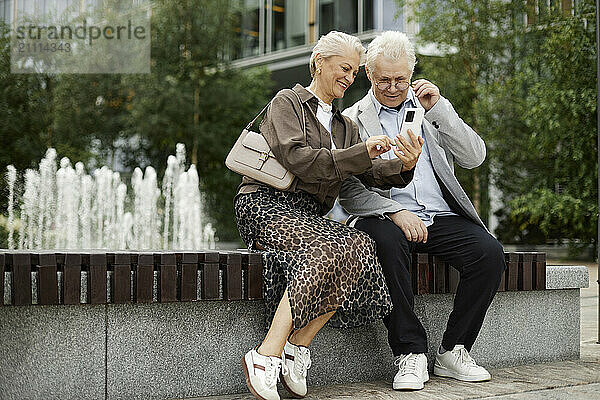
left=241, top=356, right=272, bottom=400
left=280, top=372, right=306, bottom=399
left=393, top=372, right=429, bottom=391
left=434, top=365, right=491, bottom=382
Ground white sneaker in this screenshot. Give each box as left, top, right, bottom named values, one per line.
left=393, top=353, right=429, bottom=390
left=434, top=345, right=491, bottom=382
left=280, top=341, right=311, bottom=398
left=242, top=349, right=285, bottom=400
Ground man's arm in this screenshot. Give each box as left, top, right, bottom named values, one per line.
left=339, top=176, right=429, bottom=243
left=413, top=79, right=486, bottom=169
left=338, top=175, right=403, bottom=218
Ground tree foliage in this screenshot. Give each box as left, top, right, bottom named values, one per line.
left=399, top=0, right=597, bottom=251
left=0, top=1, right=272, bottom=243
left=119, top=0, right=272, bottom=240
left=490, top=0, right=598, bottom=248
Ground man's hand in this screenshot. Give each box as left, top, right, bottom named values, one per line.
left=393, top=129, right=424, bottom=171
left=412, top=79, right=440, bottom=111
left=388, top=210, right=428, bottom=243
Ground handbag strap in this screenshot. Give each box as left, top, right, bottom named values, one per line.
left=245, top=89, right=306, bottom=137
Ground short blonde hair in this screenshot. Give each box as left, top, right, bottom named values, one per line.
left=309, top=31, right=366, bottom=77
left=366, top=31, right=417, bottom=79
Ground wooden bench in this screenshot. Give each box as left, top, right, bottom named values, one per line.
left=0, top=250, right=545, bottom=306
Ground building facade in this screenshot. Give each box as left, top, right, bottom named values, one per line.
left=231, top=0, right=418, bottom=106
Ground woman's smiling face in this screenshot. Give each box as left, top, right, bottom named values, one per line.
left=314, top=49, right=360, bottom=102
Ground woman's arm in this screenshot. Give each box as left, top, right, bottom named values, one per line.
left=345, top=118, right=419, bottom=189
left=262, top=90, right=374, bottom=184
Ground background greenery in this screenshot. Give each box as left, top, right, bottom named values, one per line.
left=0, top=0, right=272, bottom=243
left=399, top=0, right=597, bottom=256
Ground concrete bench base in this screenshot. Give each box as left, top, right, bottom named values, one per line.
left=0, top=265, right=587, bottom=400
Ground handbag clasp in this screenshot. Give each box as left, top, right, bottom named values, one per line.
left=258, top=152, right=269, bottom=162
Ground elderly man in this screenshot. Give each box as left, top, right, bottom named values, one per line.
left=340, top=31, right=505, bottom=391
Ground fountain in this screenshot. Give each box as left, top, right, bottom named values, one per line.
left=4, top=144, right=216, bottom=250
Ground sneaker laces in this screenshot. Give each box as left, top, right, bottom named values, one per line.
left=294, top=346, right=312, bottom=378
left=455, top=347, right=477, bottom=368
left=264, top=356, right=283, bottom=387
left=394, top=353, right=419, bottom=376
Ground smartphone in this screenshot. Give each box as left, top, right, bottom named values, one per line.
left=399, top=108, right=425, bottom=143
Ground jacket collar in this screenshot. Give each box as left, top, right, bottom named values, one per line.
left=292, top=83, right=343, bottom=120
left=357, top=93, right=383, bottom=137
left=292, top=83, right=314, bottom=103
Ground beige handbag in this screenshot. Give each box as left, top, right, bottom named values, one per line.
left=225, top=90, right=305, bottom=190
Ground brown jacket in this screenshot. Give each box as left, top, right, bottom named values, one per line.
left=237, top=84, right=413, bottom=214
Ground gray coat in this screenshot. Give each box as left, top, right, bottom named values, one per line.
left=339, top=92, right=487, bottom=229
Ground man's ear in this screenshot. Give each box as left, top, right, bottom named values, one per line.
left=365, top=67, right=374, bottom=82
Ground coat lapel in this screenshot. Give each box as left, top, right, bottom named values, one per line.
left=357, top=95, right=383, bottom=141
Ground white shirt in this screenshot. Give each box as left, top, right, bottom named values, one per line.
left=305, top=86, right=336, bottom=149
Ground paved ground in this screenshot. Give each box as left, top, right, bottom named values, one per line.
left=196, top=261, right=600, bottom=400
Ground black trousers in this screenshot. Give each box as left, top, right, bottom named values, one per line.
left=355, top=215, right=505, bottom=356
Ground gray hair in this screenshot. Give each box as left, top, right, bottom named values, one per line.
left=365, top=31, right=417, bottom=79
left=309, top=31, right=366, bottom=77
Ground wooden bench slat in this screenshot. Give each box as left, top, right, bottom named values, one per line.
left=63, top=253, right=82, bottom=305
left=113, top=265, right=131, bottom=303
left=136, top=254, right=154, bottom=303
left=236, top=249, right=262, bottom=300
left=506, top=253, right=519, bottom=291
left=202, top=262, right=220, bottom=300
left=415, top=253, right=430, bottom=295
left=519, top=253, right=534, bottom=291
left=12, top=253, right=32, bottom=306
left=238, top=250, right=262, bottom=265
left=38, top=253, right=58, bottom=305
left=534, top=252, right=546, bottom=290
left=113, top=254, right=132, bottom=303
left=246, top=263, right=263, bottom=300
left=432, top=256, right=446, bottom=294
left=180, top=255, right=198, bottom=302
left=199, top=252, right=220, bottom=263
left=89, top=254, right=107, bottom=304
left=181, top=252, right=199, bottom=264
left=221, top=252, right=242, bottom=301
left=159, top=253, right=177, bottom=302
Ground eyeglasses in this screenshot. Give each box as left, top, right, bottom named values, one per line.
left=375, top=79, right=410, bottom=92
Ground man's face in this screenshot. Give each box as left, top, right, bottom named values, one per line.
left=368, top=56, right=412, bottom=108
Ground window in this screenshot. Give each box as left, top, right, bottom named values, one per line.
left=381, top=0, right=402, bottom=31
left=240, top=0, right=261, bottom=57
left=319, top=0, right=358, bottom=36
left=271, top=0, right=306, bottom=51
left=363, top=0, right=374, bottom=31
left=0, top=0, right=9, bottom=24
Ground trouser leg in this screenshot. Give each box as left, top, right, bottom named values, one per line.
left=355, top=217, right=428, bottom=355
left=416, top=216, right=506, bottom=352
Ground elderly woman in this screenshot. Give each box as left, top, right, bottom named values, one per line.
left=235, top=31, right=424, bottom=400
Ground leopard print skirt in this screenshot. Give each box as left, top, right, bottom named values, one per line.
left=234, top=186, right=392, bottom=330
